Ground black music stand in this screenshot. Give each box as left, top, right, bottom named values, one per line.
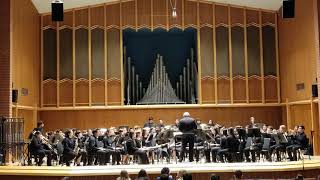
left=247, top=128, right=260, bottom=138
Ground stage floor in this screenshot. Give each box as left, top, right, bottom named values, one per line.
left=0, top=156, right=320, bottom=177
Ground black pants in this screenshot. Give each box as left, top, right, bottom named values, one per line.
left=286, top=145, right=302, bottom=161
left=133, top=149, right=149, bottom=164
left=34, top=149, right=53, bottom=166
left=270, top=144, right=286, bottom=161
left=63, top=151, right=76, bottom=166
left=217, top=148, right=229, bottom=162
left=180, top=134, right=195, bottom=162
left=87, top=150, right=107, bottom=165
left=244, top=146, right=260, bottom=162
left=204, top=147, right=220, bottom=163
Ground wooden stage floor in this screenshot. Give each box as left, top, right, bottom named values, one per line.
left=0, top=156, right=320, bottom=178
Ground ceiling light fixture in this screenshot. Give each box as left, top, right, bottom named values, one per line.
left=169, top=0, right=177, bottom=18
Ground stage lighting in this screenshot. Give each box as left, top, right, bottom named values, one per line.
left=52, top=0, right=64, bottom=21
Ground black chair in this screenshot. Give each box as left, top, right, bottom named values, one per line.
left=260, top=138, right=271, bottom=161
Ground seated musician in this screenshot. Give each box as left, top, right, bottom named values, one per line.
left=247, top=117, right=257, bottom=128
left=62, top=130, right=76, bottom=166
left=218, top=128, right=239, bottom=163
left=205, top=127, right=221, bottom=163
left=28, top=121, right=45, bottom=140
left=74, top=131, right=87, bottom=166
left=243, top=129, right=263, bottom=162
left=30, top=131, right=53, bottom=166
left=157, top=119, right=165, bottom=129
left=126, top=131, right=149, bottom=164
left=144, top=117, right=156, bottom=128
left=87, top=129, right=108, bottom=165
left=286, top=125, right=308, bottom=161
left=102, top=128, right=121, bottom=165
left=269, top=125, right=288, bottom=162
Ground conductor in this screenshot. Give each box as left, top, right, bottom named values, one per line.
left=178, top=112, right=197, bottom=162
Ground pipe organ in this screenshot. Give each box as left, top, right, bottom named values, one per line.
left=125, top=48, right=197, bottom=105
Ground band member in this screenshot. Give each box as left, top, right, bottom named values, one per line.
left=144, top=117, right=156, bottom=128
left=269, top=125, right=288, bottom=161
left=157, top=119, right=165, bottom=129
left=62, top=130, right=76, bottom=166
left=74, top=131, right=87, bottom=166
left=28, top=121, right=45, bottom=139
left=103, top=128, right=121, bottom=165
left=218, top=128, right=239, bottom=163
left=286, top=125, right=308, bottom=161
left=247, top=117, right=257, bottom=128
left=126, top=131, right=149, bottom=164
left=87, top=129, right=107, bottom=165
left=30, top=131, right=53, bottom=166
left=178, top=112, right=197, bottom=162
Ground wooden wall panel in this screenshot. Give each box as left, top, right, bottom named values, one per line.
left=90, top=6, right=104, bottom=27
left=233, top=78, right=246, bottom=103
left=137, top=0, right=152, bottom=28
left=279, top=0, right=318, bottom=102
left=18, top=109, right=36, bottom=139
left=92, top=80, right=105, bottom=105
left=262, top=11, right=275, bottom=25
left=246, top=9, right=259, bottom=25
left=230, top=7, right=244, bottom=25
left=59, top=81, right=73, bottom=106
left=199, top=2, right=213, bottom=27
left=184, top=0, right=197, bottom=28
left=107, top=81, right=121, bottom=105
left=290, top=104, right=313, bottom=141
left=201, top=79, right=215, bottom=104
left=217, top=79, right=230, bottom=103
left=12, top=0, right=40, bottom=107
left=122, top=0, right=136, bottom=29
left=265, top=77, right=277, bottom=102
left=43, top=82, right=57, bottom=106
left=75, top=9, right=89, bottom=27
left=40, top=106, right=282, bottom=130
left=76, top=81, right=89, bottom=106
left=249, top=78, right=262, bottom=103
left=106, top=3, right=120, bottom=28
left=43, top=15, right=56, bottom=27
left=215, top=5, right=228, bottom=26
left=153, top=0, right=167, bottom=29
left=59, top=11, right=73, bottom=27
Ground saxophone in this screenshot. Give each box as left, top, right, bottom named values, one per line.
left=74, top=137, right=80, bottom=155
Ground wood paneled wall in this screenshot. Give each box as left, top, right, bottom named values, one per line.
left=12, top=0, right=40, bottom=107
left=41, top=0, right=278, bottom=108
left=278, top=0, right=318, bottom=102
left=40, top=106, right=282, bottom=131
left=0, top=0, right=11, bottom=117
left=10, top=0, right=40, bottom=138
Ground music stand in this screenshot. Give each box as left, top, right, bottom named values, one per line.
left=247, top=128, right=260, bottom=138
left=236, top=128, right=246, bottom=140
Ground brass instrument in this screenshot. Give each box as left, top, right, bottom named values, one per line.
left=40, top=135, right=53, bottom=150
left=73, top=136, right=80, bottom=155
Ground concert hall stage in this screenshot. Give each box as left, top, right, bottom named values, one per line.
left=0, top=156, right=320, bottom=180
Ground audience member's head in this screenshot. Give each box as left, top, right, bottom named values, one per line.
left=137, top=169, right=148, bottom=178
left=182, top=173, right=192, bottom=180
left=210, top=174, right=220, bottom=180
left=176, top=169, right=187, bottom=179
left=295, top=174, right=303, bottom=180
left=234, top=170, right=243, bottom=179
left=160, top=167, right=170, bottom=175
left=119, top=170, right=130, bottom=180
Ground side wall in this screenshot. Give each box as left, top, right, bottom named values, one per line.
left=11, top=0, right=40, bottom=138
left=278, top=0, right=320, bottom=155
